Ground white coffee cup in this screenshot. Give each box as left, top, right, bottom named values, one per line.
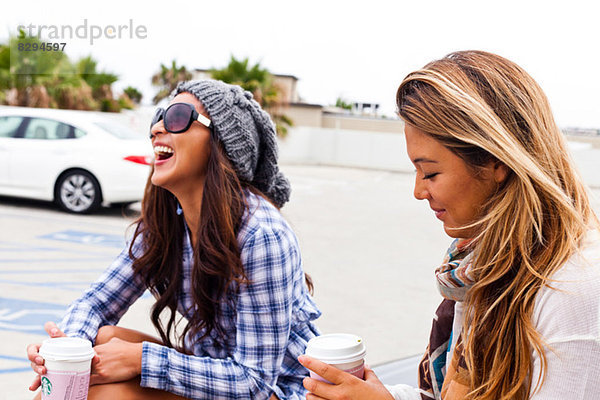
left=38, top=337, right=95, bottom=400
left=305, top=333, right=367, bottom=383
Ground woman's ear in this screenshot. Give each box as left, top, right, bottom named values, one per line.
left=493, top=161, right=510, bottom=184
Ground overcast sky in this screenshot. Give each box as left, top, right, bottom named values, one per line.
left=3, top=0, right=600, bottom=128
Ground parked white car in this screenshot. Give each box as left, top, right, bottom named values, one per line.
left=0, top=106, right=153, bottom=213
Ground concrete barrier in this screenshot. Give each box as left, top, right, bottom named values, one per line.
left=279, top=126, right=413, bottom=173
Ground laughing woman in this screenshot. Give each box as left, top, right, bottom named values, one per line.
left=27, top=79, right=321, bottom=399
left=299, top=51, right=600, bottom=399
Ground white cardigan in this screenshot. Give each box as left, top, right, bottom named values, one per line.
left=387, top=230, right=600, bottom=399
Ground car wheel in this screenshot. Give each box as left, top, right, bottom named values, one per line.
left=55, top=170, right=102, bottom=214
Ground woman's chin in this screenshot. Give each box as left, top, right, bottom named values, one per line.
left=444, top=230, right=461, bottom=239
left=444, top=225, right=475, bottom=239
left=151, top=172, right=168, bottom=189
left=443, top=222, right=466, bottom=239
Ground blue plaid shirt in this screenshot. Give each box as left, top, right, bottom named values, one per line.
left=60, top=191, right=321, bottom=399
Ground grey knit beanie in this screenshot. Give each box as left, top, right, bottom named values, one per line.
left=171, top=79, right=291, bottom=208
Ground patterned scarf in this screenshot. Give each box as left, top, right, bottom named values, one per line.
left=418, top=239, right=474, bottom=400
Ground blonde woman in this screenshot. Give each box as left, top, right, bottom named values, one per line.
left=299, top=50, right=600, bottom=399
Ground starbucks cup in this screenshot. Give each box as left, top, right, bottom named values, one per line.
left=305, top=333, right=367, bottom=383
left=38, top=337, right=95, bottom=400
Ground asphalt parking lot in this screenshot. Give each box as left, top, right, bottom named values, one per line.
left=1, top=163, right=599, bottom=399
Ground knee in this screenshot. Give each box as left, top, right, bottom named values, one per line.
left=87, top=382, right=123, bottom=399
left=95, top=325, right=119, bottom=345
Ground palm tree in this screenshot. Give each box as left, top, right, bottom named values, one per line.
left=0, top=44, right=11, bottom=104
left=123, top=86, right=143, bottom=104
left=335, top=97, right=353, bottom=111
left=151, top=60, right=192, bottom=104
left=76, top=56, right=120, bottom=111
left=1, top=30, right=123, bottom=111
left=43, top=61, right=97, bottom=110
left=210, top=56, right=293, bottom=137
left=2, top=31, right=69, bottom=107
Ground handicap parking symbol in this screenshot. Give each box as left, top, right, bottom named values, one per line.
left=38, top=230, right=125, bottom=248
left=0, top=297, right=66, bottom=335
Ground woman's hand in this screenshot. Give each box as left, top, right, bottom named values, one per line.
left=298, top=355, right=394, bottom=400
left=90, top=337, right=143, bottom=385
left=27, top=321, right=66, bottom=391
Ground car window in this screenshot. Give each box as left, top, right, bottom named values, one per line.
left=23, top=118, right=76, bottom=140
left=94, top=120, right=143, bottom=140
left=0, top=116, right=25, bottom=138
left=74, top=127, right=87, bottom=138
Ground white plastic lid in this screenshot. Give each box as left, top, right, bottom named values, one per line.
left=39, top=337, right=95, bottom=362
left=305, top=333, right=366, bottom=363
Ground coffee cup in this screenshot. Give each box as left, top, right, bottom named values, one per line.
left=38, top=337, right=95, bottom=400
left=305, top=333, right=367, bottom=383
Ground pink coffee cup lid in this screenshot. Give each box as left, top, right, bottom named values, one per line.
left=305, top=333, right=366, bottom=363
left=39, top=337, right=95, bottom=362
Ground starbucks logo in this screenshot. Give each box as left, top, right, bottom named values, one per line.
left=41, top=376, right=52, bottom=395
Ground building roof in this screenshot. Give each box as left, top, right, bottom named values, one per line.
left=194, top=68, right=298, bottom=81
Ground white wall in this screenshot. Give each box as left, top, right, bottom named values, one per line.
left=278, top=126, right=414, bottom=173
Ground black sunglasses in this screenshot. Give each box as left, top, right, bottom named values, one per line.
left=149, top=102, right=211, bottom=138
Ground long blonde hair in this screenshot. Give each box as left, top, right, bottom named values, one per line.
left=396, top=50, right=599, bottom=399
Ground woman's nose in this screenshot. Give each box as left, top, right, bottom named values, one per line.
left=413, top=176, right=429, bottom=200
left=149, top=122, right=166, bottom=139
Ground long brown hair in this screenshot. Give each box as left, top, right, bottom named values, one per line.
left=397, top=50, right=598, bottom=399
left=129, top=128, right=315, bottom=352
left=130, top=134, right=248, bottom=351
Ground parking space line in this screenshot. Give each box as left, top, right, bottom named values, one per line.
left=0, top=258, right=109, bottom=264
left=0, top=240, right=123, bottom=257
left=0, top=355, right=30, bottom=374
left=0, top=279, right=89, bottom=291
left=0, top=268, right=106, bottom=274
left=0, top=297, right=67, bottom=335
left=0, top=211, right=134, bottom=230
